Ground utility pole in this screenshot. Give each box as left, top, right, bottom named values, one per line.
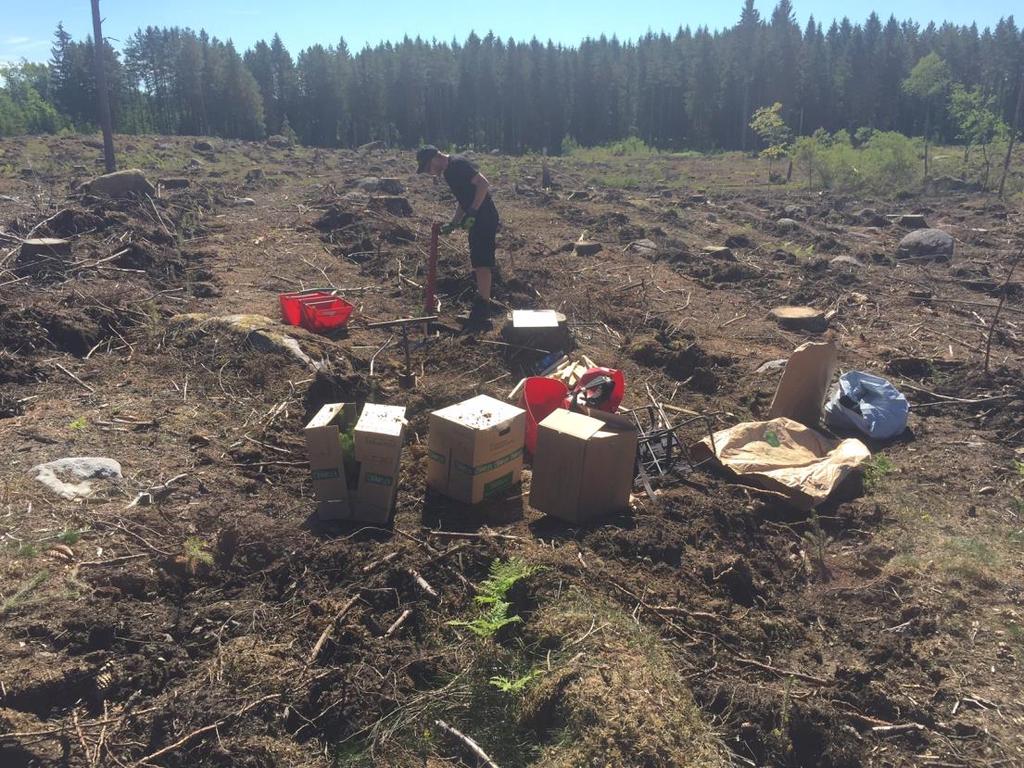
left=998, top=64, right=1023, bottom=199
left=90, top=0, right=117, bottom=173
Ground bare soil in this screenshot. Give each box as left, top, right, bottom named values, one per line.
left=0, top=134, right=1022, bottom=767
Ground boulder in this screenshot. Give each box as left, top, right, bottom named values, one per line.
left=86, top=168, right=156, bottom=198
left=266, top=134, right=292, bottom=148
left=897, top=228, right=954, bottom=262
left=355, top=176, right=381, bottom=191
left=244, top=168, right=265, bottom=184
left=31, top=457, right=123, bottom=501
left=783, top=204, right=804, bottom=218
left=192, top=140, right=215, bottom=152
left=776, top=217, right=799, bottom=231
left=378, top=178, right=405, bottom=195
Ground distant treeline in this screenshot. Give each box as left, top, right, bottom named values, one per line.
left=0, top=1, right=1022, bottom=152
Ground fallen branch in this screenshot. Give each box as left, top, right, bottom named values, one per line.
left=408, top=568, right=439, bottom=599
left=308, top=593, right=362, bottom=663
left=871, top=722, right=926, bottom=736
left=384, top=608, right=412, bottom=637
left=128, top=694, right=279, bottom=767
left=53, top=362, right=95, bottom=393
left=733, top=656, right=829, bottom=686
left=434, top=719, right=500, bottom=768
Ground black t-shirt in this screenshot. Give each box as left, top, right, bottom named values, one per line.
left=443, top=155, right=497, bottom=220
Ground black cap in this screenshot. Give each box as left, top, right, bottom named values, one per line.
left=416, top=145, right=439, bottom=173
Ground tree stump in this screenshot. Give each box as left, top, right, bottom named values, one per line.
left=17, top=238, right=73, bottom=277
left=770, top=306, right=828, bottom=332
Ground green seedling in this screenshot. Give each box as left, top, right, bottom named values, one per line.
left=183, top=536, right=214, bottom=574
left=68, top=416, right=88, bottom=431
left=764, top=429, right=781, bottom=448
left=863, top=454, right=895, bottom=491
left=1, top=570, right=50, bottom=616
left=57, top=528, right=83, bottom=546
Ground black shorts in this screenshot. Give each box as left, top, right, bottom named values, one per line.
left=468, top=215, right=498, bottom=268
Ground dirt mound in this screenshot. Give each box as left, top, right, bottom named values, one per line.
left=628, top=332, right=732, bottom=392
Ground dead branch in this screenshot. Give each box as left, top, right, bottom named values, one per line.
left=384, top=608, right=412, bottom=637
left=53, top=362, right=95, bottom=393
left=733, top=656, right=829, bottom=686
left=434, top=719, right=500, bottom=768
left=984, top=244, right=1024, bottom=374
left=407, top=568, right=439, bottom=599
left=308, top=592, right=362, bottom=664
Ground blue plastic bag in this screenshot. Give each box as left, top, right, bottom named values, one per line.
left=824, top=371, right=908, bottom=441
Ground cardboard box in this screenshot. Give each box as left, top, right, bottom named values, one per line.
left=304, top=402, right=406, bottom=522
left=427, top=394, right=525, bottom=504
left=529, top=408, right=637, bottom=523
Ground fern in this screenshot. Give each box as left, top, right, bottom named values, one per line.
left=448, top=558, right=542, bottom=639
left=474, top=558, right=541, bottom=606
left=489, top=668, right=541, bottom=694
left=449, top=600, right=522, bottom=638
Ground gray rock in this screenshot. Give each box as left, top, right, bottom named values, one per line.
left=776, top=217, right=799, bottom=231
left=32, top=457, right=123, bottom=501
left=897, top=228, right=954, bottom=261
left=85, top=169, right=156, bottom=198
left=266, top=134, right=292, bottom=148
left=192, top=140, right=214, bottom=152
left=783, top=205, right=803, bottom=218
left=378, top=178, right=405, bottom=195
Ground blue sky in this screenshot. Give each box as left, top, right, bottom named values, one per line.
left=1, top=0, right=1014, bottom=63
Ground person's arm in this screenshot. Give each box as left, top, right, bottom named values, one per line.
left=466, top=172, right=490, bottom=214
left=450, top=203, right=464, bottom=226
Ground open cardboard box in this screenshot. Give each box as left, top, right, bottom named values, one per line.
left=529, top=407, right=637, bottom=523
left=305, top=402, right=406, bottom=522
left=427, top=394, right=525, bottom=504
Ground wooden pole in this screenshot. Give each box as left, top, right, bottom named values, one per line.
left=424, top=223, right=439, bottom=322
left=90, top=0, right=117, bottom=173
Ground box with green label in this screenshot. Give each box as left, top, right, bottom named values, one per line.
left=304, top=402, right=406, bottom=522
left=427, top=394, right=525, bottom=504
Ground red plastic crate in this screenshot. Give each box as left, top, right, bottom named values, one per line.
left=279, top=291, right=333, bottom=325
left=298, top=296, right=354, bottom=333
